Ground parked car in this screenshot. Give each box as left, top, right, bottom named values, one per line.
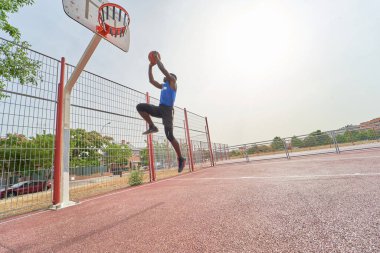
left=0, top=180, right=52, bottom=199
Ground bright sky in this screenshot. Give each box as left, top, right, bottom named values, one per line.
left=5, top=0, right=380, bottom=145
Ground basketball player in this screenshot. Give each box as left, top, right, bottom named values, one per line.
left=136, top=52, right=186, bottom=173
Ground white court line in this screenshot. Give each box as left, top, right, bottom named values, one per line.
left=0, top=210, right=50, bottom=226
left=172, top=172, right=380, bottom=181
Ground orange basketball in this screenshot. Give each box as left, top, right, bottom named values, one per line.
left=148, top=51, right=161, bottom=65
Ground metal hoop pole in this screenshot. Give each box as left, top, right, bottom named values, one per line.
left=55, top=34, right=102, bottom=209
left=53, top=57, right=65, bottom=205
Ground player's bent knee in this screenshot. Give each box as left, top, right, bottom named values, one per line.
left=136, top=103, right=144, bottom=112
left=165, top=127, right=175, bottom=142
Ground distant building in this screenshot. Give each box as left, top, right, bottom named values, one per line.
left=360, top=117, right=380, bottom=130
left=121, top=140, right=141, bottom=169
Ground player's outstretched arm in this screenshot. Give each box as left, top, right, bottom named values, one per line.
left=149, top=64, right=162, bottom=89
left=154, top=53, right=177, bottom=91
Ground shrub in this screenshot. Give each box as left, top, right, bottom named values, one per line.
left=128, top=169, right=143, bottom=186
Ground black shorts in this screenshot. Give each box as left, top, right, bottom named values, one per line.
left=136, top=103, right=174, bottom=128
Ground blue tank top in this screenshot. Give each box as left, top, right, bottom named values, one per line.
left=160, top=81, right=176, bottom=107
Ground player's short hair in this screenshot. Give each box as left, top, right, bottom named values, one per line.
left=170, top=73, right=177, bottom=80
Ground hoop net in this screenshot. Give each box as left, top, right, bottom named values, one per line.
left=96, top=3, right=130, bottom=37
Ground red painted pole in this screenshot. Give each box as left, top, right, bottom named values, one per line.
left=147, top=135, right=152, bottom=182
left=146, top=92, right=156, bottom=181
left=53, top=57, right=65, bottom=205
left=183, top=120, right=191, bottom=171
left=205, top=117, right=215, bottom=167
left=184, top=109, right=194, bottom=172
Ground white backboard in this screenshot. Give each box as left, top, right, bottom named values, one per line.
left=62, top=0, right=130, bottom=52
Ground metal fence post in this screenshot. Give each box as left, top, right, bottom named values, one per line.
left=183, top=121, right=191, bottom=170
left=283, top=138, right=290, bottom=160
left=184, top=108, right=195, bottom=171
left=201, top=142, right=206, bottom=164
left=332, top=131, right=340, bottom=154
left=205, top=117, right=215, bottom=166
left=213, top=143, right=217, bottom=162
left=245, top=145, right=250, bottom=162
left=146, top=92, right=156, bottom=181
left=53, top=57, right=65, bottom=205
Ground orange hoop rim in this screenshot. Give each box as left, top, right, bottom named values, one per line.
left=97, top=3, right=130, bottom=37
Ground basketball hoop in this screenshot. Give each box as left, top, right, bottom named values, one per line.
left=96, top=3, right=130, bottom=37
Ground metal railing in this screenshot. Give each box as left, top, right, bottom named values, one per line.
left=225, top=128, right=380, bottom=165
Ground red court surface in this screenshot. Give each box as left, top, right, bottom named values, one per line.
left=1, top=150, right=380, bottom=252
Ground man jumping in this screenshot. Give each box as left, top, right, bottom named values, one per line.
left=136, top=51, right=186, bottom=173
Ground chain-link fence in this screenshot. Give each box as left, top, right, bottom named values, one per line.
left=0, top=38, right=59, bottom=218
left=2, top=36, right=379, bottom=219
left=0, top=38, right=222, bottom=219
left=66, top=64, right=150, bottom=201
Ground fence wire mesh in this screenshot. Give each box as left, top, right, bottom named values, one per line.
left=2, top=36, right=379, bottom=220
left=148, top=97, right=190, bottom=179
left=0, top=38, right=59, bottom=218
left=186, top=111, right=212, bottom=168
left=67, top=64, right=151, bottom=201
left=0, top=37, right=222, bottom=219
left=65, top=64, right=218, bottom=200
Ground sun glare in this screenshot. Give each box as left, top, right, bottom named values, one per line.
left=218, top=3, right=295, bottom=75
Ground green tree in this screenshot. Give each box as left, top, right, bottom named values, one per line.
left=335, top=133, right=347, bottom=144
left=0, top=133, right=54, bottom=176
left=139, top=148, right=148, bottom=166
left=246, top=144, right=272, bottom=154
left=247, top=145, right=258, bottom=155
left=336, top=129, right=380, bottom=144
left=0, top=0, right=41, bottom=99
left=0, top=134, right=29, bottom=175
left=291, top=136, right=303, bottom=148
left=247, top=145, right=272, bottom=154
left=315, top=130, right=332, bottom=145
left=104, top=143, right=132, bottom=165
left=366, top=129, right=380, bottom=140
left=303, top=135, right=317, bottom=147
left=271, top=137, right=284, bottom=151
left=29, top=133, right=55, bottom=169
left=70, top=129, right=113, bottom=167
left=303, top=130, right=332, bottom=147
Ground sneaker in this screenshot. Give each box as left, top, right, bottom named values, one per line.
left=142, top=125, right=158, bottom=135
left=178, top=157, right=186, bottom=173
